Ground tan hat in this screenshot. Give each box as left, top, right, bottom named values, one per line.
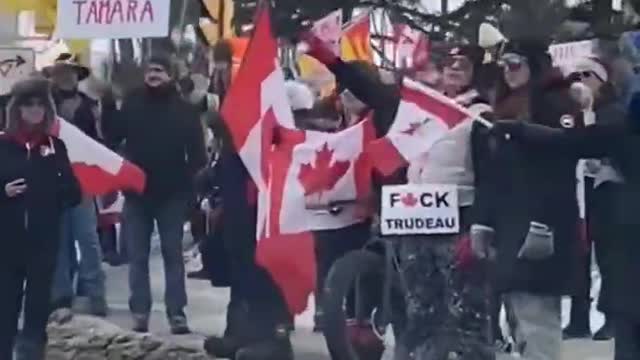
left=43, top=53, right=90, bottom=81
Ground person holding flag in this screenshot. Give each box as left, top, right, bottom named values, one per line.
left=302, top=28, right=496, bottom=356
left=471, top=38, right=588, bottom=360
left=0, top=76, right=82, bottom=360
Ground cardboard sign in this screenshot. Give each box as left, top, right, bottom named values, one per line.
left=312, top=10, right=343, bottom=55
left=548, top=40, right=596, bottom=67
left=57, top=0, right=170, bottom=39
left=0, top=48, right=35, bottom=95
left=381, top=184, right=459, bottom=235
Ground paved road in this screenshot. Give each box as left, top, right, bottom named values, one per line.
left=98, top=240, right=613, bottom=360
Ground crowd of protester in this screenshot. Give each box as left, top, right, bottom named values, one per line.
left=2, top=24, right=640, bottom=360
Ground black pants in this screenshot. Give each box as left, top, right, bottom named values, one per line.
left=313, top=221, right=371, bottom=318
left=615, top=319, right=640, bottom=360
left=0, top=239, right=58, bottom=359
left=224, top=227, right=290, bottom=342
left=570, top=179, right=616, bottom=327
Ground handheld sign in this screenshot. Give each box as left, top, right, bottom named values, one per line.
left=380, top=184, right=459, bottom=235
left=0, top=48, right=35, bottom=95
left=57, top=0, right=170, bottom=39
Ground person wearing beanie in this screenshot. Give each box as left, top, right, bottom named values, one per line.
left=44, top=52, right=109, bottom=321
left=0, top=76, right=82, bottom=360
left=563, top=56, right=624, bottom=342
left=487, top=81, right=640, bottom=360
left=471, top=38, right=592, bottom=359
left=104, top=54, right=207, bottom=335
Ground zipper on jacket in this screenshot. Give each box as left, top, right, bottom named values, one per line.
left=24, top=143, right=30, bottom=230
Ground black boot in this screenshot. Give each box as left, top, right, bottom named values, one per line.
left=203, top=335, right=245, bottom=358
left=563, top=299, right=591, bottom=339
left=593, top=320, right=614, bottom=341
left=187, top=268, right=210, bottom=280
left=563, top=322, right=591, bottom=339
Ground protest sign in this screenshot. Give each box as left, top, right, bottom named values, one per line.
left=57, top=0, right=170, bottom=39
left=548, top=40, right=596, bottom=68
left=0, top=48, right=35, bottom=95
left=380, top=184, right=459, bottom=235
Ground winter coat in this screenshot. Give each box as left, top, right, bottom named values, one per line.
left=0, top=133, right=82, bottom=259
left=104, top=87, right=207, bottom=203
left=473, top=76, right=584, bottom=296
left=53, top=90, right=99, bottom=140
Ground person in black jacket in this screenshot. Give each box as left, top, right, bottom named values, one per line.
left=563, top=56, right=624, bottom=342
left=471, top=39, right=585, bottom=360
left=0, top=76, right=81, bottom=360
left=104, top=55, right=207, bottom=335
left=493, top=91, right=640, bottom=360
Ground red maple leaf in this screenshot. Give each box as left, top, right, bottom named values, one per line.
left=298, top=143, right=350, bottom=196
left=401, top=122, right=424, bottom=136
left=401, top=193, right=418, bottom=207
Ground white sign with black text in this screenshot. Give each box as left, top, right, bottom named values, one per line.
left=0, top=48, right=35, bottom=95
left=56, top=0, right=170, bottom=39
left=380, top=184, right=459, bottom=235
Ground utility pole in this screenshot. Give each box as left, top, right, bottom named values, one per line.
left=442, top=0, right=449, bottom=14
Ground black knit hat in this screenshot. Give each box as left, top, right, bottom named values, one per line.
left=447, top=45, right=485, bottom=68
left=146, top=54, right=176, bottom=78
left=502, top=39, right=551, bottom=75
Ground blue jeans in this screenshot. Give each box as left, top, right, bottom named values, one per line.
left=52, top=199, right=106, bottom=304
left=125, top=193, right=189, bottom=317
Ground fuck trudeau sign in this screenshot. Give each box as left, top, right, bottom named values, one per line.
left=57, top=0, right=170, bottom=39
left=380, top=184, right=459, bottom=236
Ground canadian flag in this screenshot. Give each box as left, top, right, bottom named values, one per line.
left=367, top=79, right=477, bottom=176
left=221, top=5, right=315, bottom=314
left=51, top=117, right=146, bottom=196
left=272, top=120, right=376, bottom=234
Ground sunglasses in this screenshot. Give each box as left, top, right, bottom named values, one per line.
left=499, top=53, right=528, bottom=71
left=443, top=56, right=473, bottom=69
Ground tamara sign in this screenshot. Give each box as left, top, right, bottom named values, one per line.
left=57, top=0, right=170, bottom=39
left=380, top=184, right=459, bottom=236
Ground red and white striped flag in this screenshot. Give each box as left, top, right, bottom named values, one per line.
left=367, top=78, right=479, bottom=176
left=52, top=117, right=146, bottom=195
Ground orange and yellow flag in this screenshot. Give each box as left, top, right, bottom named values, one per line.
left=340, top=13, right=373, bottom=63
left=200, top=0, right=235, bottom=45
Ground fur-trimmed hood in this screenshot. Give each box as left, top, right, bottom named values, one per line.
left=5, top=76, right=57, bottom=134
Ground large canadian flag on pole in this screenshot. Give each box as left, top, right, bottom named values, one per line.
left=367, top=78, right=481, bottom=176
left=51, top=118, right=146, bottom=195
left=221, top=5, right=316, bottom=314
left=221, top=5, right=378, bottom=314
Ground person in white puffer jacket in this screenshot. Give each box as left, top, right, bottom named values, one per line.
left=398, top=44, right=496, bottom=360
